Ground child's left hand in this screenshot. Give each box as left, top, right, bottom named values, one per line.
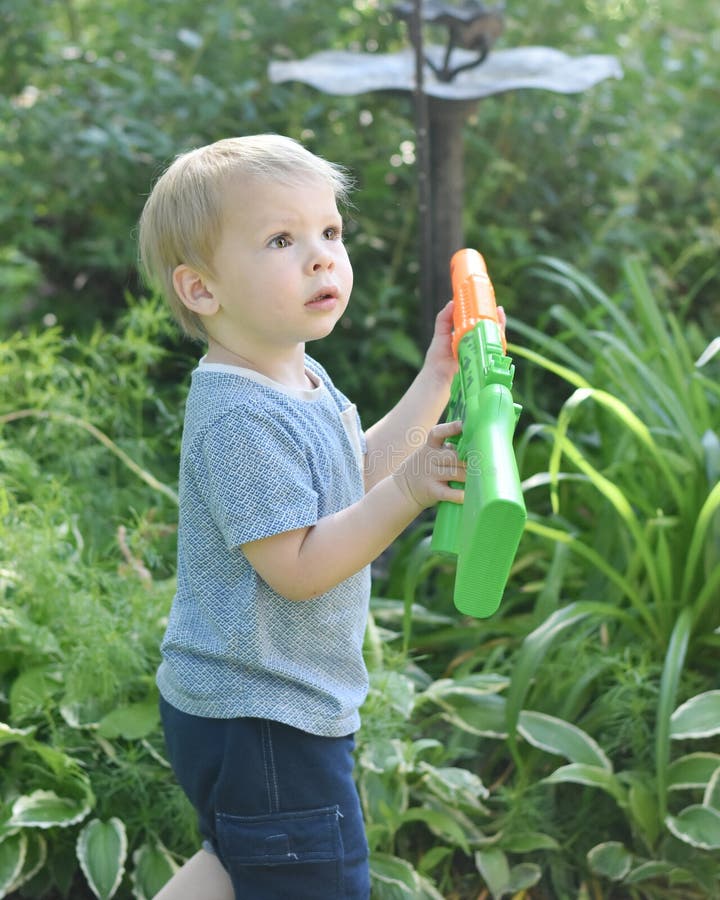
left=423, top=300, right=458, bottom=386
left=424, top=299, right=508, bottom=385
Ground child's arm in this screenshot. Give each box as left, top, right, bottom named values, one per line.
left=363, top=299, right=507, bottom=490
left=363, top=301, right=457, bottom=490
left=242, top=419, right=464, bottom=601
left=153, top=849, right=233, bottom=900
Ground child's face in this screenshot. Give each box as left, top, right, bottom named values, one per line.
left=201, top=175, right=353, bottom=357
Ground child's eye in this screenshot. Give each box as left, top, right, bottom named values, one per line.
left=323, top=226, right=342, bottom=241
left=268, top=234, right=291, bottom=249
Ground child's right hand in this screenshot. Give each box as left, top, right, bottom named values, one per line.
left=392, top=420, right=466, bottom=510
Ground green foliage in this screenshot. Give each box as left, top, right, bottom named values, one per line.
left=2, top=0, right=718, bottom=422
left=0, top=257, right=717, bottom=895
left=512, top=256, right=719, bottom=642
left=0, top=0, right=422, bottom=424
left=467, top=0, right=720, bottom=336
left=0, top=302, right=196, bottom=898
left=380, top=261, right=719, bottom=898
left=1, top=0, right=719, bottom=895
left=76, top=819, right=127, bottom=900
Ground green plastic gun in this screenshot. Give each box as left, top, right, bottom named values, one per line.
left=431, top=248, right=527, bottom=618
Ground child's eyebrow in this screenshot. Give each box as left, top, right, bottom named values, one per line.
left=262, top=210, right=344, bottom=231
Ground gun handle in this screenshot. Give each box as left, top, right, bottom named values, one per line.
left=453, top=385, right=526, bottom=617
left=431, top=498, right=461, bottom=557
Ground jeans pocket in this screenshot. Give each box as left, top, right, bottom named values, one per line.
left=216, top=804, right=344, bottom=899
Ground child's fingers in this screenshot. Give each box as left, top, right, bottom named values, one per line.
left=428, top=419, right=462, bottom=446
left=428, top=300, right=455, bottom=340
left=438, top=485, right=465, bottom=504
left=497, top=305, right=507, bottom=330
left=433, top=446, right=465, bottom=474
left=445, top=459, right=466, bottom=482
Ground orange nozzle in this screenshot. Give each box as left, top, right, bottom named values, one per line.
left=450, top=249, right=505, bottom=358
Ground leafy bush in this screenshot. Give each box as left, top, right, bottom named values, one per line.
left=0, top=300, right=196, bottom=898
left=2, top=0, right=719, bottom=895
left=0, top=258, right=718, bottom=897
left=387, top=258, right=720, bottom=898
left=2, top=0, right=718, bottom=419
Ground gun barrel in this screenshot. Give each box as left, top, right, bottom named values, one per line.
left=450, top=248, right=506, bottom=357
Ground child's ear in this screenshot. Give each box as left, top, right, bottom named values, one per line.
left=173, top=264, right=219, bottom=316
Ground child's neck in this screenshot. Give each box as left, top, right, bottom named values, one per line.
left=204, top=338, right=312, bottom=390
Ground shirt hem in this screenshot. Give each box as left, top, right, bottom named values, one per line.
left=157, top=678, right=363, bottom=738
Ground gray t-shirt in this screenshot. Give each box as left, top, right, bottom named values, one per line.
left=157, top=355, right=371, bottom=737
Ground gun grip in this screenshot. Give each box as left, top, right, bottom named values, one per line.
left=454, top=384, right=526, bottom=617
left=431, top=498, right=462, bottom=557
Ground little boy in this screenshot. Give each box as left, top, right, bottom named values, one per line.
left=138, top=134, right=468, bottom=899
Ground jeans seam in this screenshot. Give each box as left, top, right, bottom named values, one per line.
left=262, top=720, right=280, bottom=813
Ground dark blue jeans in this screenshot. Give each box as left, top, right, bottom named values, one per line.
left=160, top=697, right=370, bottom=899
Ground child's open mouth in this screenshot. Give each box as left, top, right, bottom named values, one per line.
left=306, top=287, right=339, bottom=309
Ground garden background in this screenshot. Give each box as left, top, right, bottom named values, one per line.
left=1, top=0, right=719, bottom=897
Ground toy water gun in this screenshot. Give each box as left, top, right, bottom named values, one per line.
left=431, top=248, right=526, bottom=617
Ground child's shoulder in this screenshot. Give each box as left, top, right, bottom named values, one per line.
left=182, top=359, right=329, bottom=442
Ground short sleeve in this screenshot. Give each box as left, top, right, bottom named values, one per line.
left=198, top=408, right=319, bottom=549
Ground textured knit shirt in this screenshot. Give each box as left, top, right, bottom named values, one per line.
left=157, top=355, right=371, bottom=737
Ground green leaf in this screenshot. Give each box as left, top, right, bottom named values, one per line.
left=507, top=862, right=542, bottom=892
left=522, top=520, right=644, bottom=613
left=549, top=403, right=664, bottom=624
left=656, top=608, right=692, bottom=819
left=0, top=832, right=26, bottom=896
left=433, top=691, right=508, bottom=738
left=367, top=671, right=416, bottom=720
left=131, top=842, right=177, bottom=900
left=556, top=386, right=682, bottom=516
left=421, top=674, right=509, bottom=701
left=505, top=601, right=634, bottom=745
left=177, top=28, right=203, bottom=49
left=667, top=753, right=720, bottom=791
left=671, top=691, right=720, bottom=740
left=696, top=337, right=720, bottom=368
left=402, top=536, right=442, bottom=652
left=6, top=831, right=47, bottom=894
left=475, top=847, right=510, bottom=899
left=77, top=818, right=127, bottom=900
left=542, top=764, right=627, bottom=806
left=501, top=831, right=560, bottom=853
left=665, top=804, right=720, bottom=850
left=0, top=722, right=34, bottom=748
left=704, top=768, right=720, bottom=811
left=398, top=806, right=471, bottom=854
left=587, top=841, right=633, bottom=881
left=369, top=852, right=444, bottom=899
left=683, top=464, right=720, bottom=611
left=507, top=341, right=591, bottom=391
left=10, top=789, right=91, bottom=829
left=359, top=737, right=406, bottom=775
left=418, top=763, right=489, bottom=809
left=626, top=774, right=661, bottom=846
left=624, top=860, right=676, bottom=885
left=97, top=700, right=160, bottom=740
left=9, top=667, right=61, bottom=721
left=359, top=767, right=408, bottom=829
left=417, top=845, right=453, bottom=877
left=518, top=710, right=612, bottom=770
left=78, top=126, right=110, bottom=146
left=386, top=330, right=423, bottom=368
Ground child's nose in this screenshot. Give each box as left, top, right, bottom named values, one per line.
left=310, top=248, right=334, bottom=272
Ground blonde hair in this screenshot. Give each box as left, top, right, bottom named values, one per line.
left=137, top=134, right=353, bottom=339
